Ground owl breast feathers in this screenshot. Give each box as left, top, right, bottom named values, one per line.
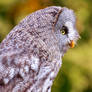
left=0, top=6, right=79, bottom=92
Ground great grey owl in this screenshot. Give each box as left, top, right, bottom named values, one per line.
left=0, top=6, right=80, bottom=92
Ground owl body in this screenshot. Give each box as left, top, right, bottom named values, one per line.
left=0, top=6, right=79, bottom=92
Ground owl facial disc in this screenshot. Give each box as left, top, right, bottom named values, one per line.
left=65, top=21, right=79, bottom=48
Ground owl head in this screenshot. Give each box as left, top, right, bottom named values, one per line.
left=54, top=7, right=80, bottom=53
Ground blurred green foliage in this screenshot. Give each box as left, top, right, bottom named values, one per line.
left=0, top=0, right=92, bottom=92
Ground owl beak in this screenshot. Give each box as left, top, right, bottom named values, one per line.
left=69, top=40, right=75, bottom=48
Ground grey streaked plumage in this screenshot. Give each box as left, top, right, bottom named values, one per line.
left=0, top=6, right=79, bottom=92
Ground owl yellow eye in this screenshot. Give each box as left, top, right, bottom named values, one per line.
left=61, top=26, right=68, bottom=35
left=61, top=29, right=66, bottom=35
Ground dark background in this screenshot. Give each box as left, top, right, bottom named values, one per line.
left=0, top=0, right=92, bottom=92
